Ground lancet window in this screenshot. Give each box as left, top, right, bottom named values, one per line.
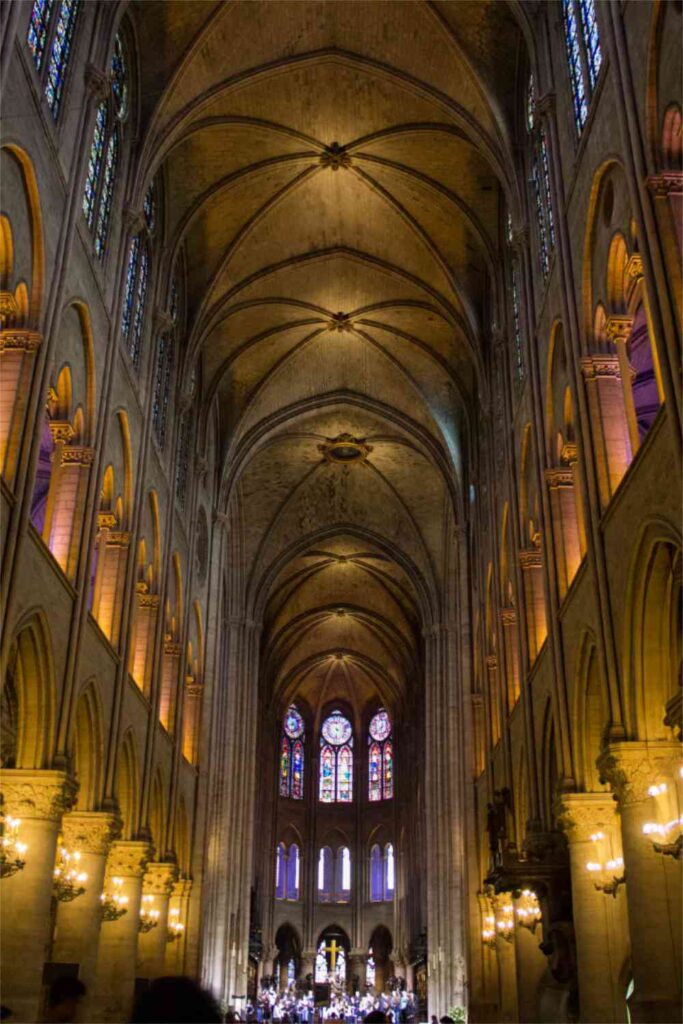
left=152, top=333, right=174, bottom=449
left=527, top=75, right=555, bottom=280
left=82, top=32, right=128, bottom=257
left=368, top=708, right=393, bottom=801
left=120, top=182, right=154, bottom=368
left=317, top=846, right=351, bottom=903
left=279, top=705, right=305, bottom=799
left=562, top=0, right=603, bottom=133
left=370, top=843, right=395, bottom=901
left=319, top=710, right=353, bottom=803
left=275, top=842, right=300, bottom=900
left=27, top=0, right=80, bottom=119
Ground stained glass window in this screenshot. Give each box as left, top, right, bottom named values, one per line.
left=287, top=960, right=296, bottom=986
left=175, top=412, right=193, bottom=511
left=511, top=265, right=524, bottom=383
left=275, top=843, right=286, bottom=899
left=532, top=153, right=549, bottom=278
left=315, top=942, right=327, bottom=982
left=563, top=0, right=602, bottom=134
left=286, top=844, right=300, bottom=899
left=44, top=0, right=79, bottom=118
left=541, top=130, right=555, bottom=250
left=527, top=74, right=536, bottom=132
left=152, top=334, right=174, bottom=448
left=317, top=847, right=333, bottom=901
left=143, top=182, right=156, bottom=233
left=366, top=950, right=376, bottom=987
left=319, top=711, right=353, bottom=803
left=384, top=843, right=395, bottom=899
left=27, top=0, right=54, bottom=71
left=130, top=243, right=149, bottom=366
left=368, top=708, right=393, bottom=801
left=527, top=75, right=554, bottom=280
left=82, top=32, right=127, bottom=257
left=279, top=705, right=305, bottom=799
left=370, top=845, right=382, bottom=901
left=121, top=236, right=139, bottom=340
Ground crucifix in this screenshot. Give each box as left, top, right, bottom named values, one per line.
left=324, top=938, right=343, bottom=971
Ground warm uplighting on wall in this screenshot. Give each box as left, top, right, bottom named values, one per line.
left=515, top=888, right=541, bottom=932
left=481, top=914, right=496, bottom=948
left=585, top=831, right=625, bottom=896
left=642, top=773, right=683, bottom=858
left=167, top=907, right=185, bottom=942
left=100, top=877, right=129, bottom=920
left=53, top=845, right=87, bottom=901
left=139, top=893, right=160, bottom=932
left=495, top=898, right=515, bottom=942
left=0, top=815, right=28, bottom=878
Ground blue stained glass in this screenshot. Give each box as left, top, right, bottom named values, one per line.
left=94, top=129, right=118, bottom=257
left=45, top=0, right=80, bottom=118
left=175, top=412, right=192, bottom=510
left=579, top=0, right=602, bottom=91
left=27, top=0, right=54, bottom=71
left=322, top=711, right=352, bottom=746
left=153, top=336, right=174, bottom=448
left=532, top=153, right=549, bottom=278
left=292, top=740, right=304, bottom=799
left=82, top=102, right=106, bottom=227
left=526, top=75, right=535, bottom=133
left=541, top=130, right=555, bottom=250
left=160, top=339, right=174, bottom=447
left=130, top=245, right=149, bottom=366
left=337, top=745, right=353, bottom=802
left=563, top=0, right=588, bottom=131
left=121, top=235, right=140, bottom=339
left=170, top=274, right=179, bottom=323
left=285, top=706, right=304, bottom=739
left=369, top=709, right=391, bottom=741
left=320, top=744, right=335, bottom=802
left=512, top=266, right=523, bottom=382
left=110, top=33, right=127, bottom=119
left=143, top=183, right=156, bottom=232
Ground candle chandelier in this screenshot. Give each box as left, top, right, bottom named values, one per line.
left=101, top=876, right=129, bottom=921
left=0, top=815, right=28, bottom=879
left=53, top=845, right=88, bottom=902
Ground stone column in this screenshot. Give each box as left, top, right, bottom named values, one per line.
left=545, top=465, right=582, bottom=600
left=159, top=640, right=182, bottom=732
left=47, top=445, right=95, bottom=580
left=598, top=742, right=682, bottom=1023
left=580, top=356, right=632, bottom=507
left=492, top=894, right=517, bottom=1023
left=349, top=951, right=366, bottom=992
left=512, top=908, right=547, bottom=1024
left=557, top=793, right=628, bottom=1023
left=500, top=608, right=520, bottom=711
left=519, top=548, right=547, bottom=661
left=91, top=529, right=130, bottom=647
left=52, top=812, right=120, bottom=997
left=0, top=327, right=42, bottom=485
left=164, top=877, right=192, bottom=976
left=130, top=585, right=160, bottom=696
left=0, top=769, right=77, bottom=1023
left=137, top=862, right=178, bottom=980
left=92, top=840, right=151, bottom=1023
left=300, top=949, right=316, bottom=987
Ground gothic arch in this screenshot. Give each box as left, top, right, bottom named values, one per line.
left=3, top=611, right=55, bottom=769
left=573, top=634, right=610, bottom=792
left=116, top=730, right=140, bottom=839
left=70, top=679, right=105, bottom=810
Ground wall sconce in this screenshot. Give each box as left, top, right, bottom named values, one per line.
left=481, top=914, right=496, bottom=949
left=515, top=889, right=541, bottom=932
left=642, top=775, right=683, bottom=859
left=100, top=877, right=129, bottom=921
left=167, top=907, right=185, bottom=943
left=495, top=899, right=514, bottom=942
left=139, top=893, right=160, bottom=933
left=586, top=831, right=625, bottom=896
left=0, top=815, right=27, bottom=878
left=53, top=845, right=87, bottom=902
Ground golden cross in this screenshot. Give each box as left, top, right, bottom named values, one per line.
left=324, top=938, right=343, bottom=970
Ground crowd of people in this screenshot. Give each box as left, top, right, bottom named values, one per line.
left=247, top=985, right=421, bottom=1023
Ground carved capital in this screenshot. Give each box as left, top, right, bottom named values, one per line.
left=556, top=793, right=617, bottom=843
left=485, top=654, right=498, bottom=671
left=84, top=63, right=109, bottom=102
left=580, top=354, right=621, bottom=380
left=560, top=441, right=578, bottom=465
left=625, top=253, right=644, bottom=281
left=605, top=315, right=633, bottom=346
left=97, top=511, right=118, bottom=531
left=138, top=593, right=160, bottom=609
left=597, top=742, right=683, bottom=806
left=185, top=679, right=204, bottom=698
left=511, top=227, right=529, bottom=254
left=106, top=839, right=152, bottom=879
left=49, top=420, right=75, bottom=445
left=647, top=171, right=683, bottom=198
left=519, top=547, right=543, bottom=570
left=0, top=291, right=19, bottom=323
left=0, top=328, right=42, bottom=352
left=172, top=876, right=193, bottom=900
left=61, top=810, right=121, bottom=855
left=500, top=607, right=517, bottom=627
left=545, top=467, right=574, bottom=488
left=106, top=530, right=130, bottom=547
left=61, top=445, right=95, bottom=466
left=0, top=769, right=78, bottom=821
left=143, top=861, right=178, bottom=896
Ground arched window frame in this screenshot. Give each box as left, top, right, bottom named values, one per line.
left=562, top=0, right=603, bottom=134
left=275, top=842, right=286, bottom=900
left=383, top=842, right=395, bottom=900
left=526, top=75, right=555, bottom=281
left=82, top=31, right=128, bottom=258
left=279, top=705, right=305, bottom=800
left=370, top=843, right=383, bottom=902
left=506, top=215, right=525, bottom=386
left=368, top=708, right=393, bottom=801
left=120, top=181, right=155, bottom=369
left=319, top=710, right=354, bottom=803
left=152, top=332, right=175, bottom=450
left=334, top=845, right=351, bottom=903
left=27, top=0, right=81, bottom=119
left=317, top=846, right=333, bottom=902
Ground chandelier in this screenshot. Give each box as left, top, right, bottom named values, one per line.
left=495, top=897, right=514, bottom=942
left=481, top=913, right=496, bottom=949
left=53, top=845, right=87, bottom=902
left=139, top=894, right=160, bottom=933
left=100, top=877, right=129, bottom=921
left=515, top=889, right=542, bottom=932
left=642, top=773, right=683, bottom=859
left=586, top=831, right=625, bottom=896
left=167, top=907, right=185, bottom=942
left=0, top=815, right=28, bottom=878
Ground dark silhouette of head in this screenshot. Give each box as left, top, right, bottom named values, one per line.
left=130, top=977, right=221, bottom=1023
left=45, top=976, right=86, bottom=1023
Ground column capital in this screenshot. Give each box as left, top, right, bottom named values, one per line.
left=61, top=810, right=121, bottom=855
left=0, top=328, right=42, bottom=351
left=97, top=511, right=118, bottom=530
left=519, top=547, right=542, bottom=570
left=580, top=354, right=622, bottom=380
left=106, top=839, right=152, bottom=878
left=500, top=606, right=517, bottom=626
left=143, top=861, right=179, bottom=895
left=172, top=876, right=193, bottom=899
left=605, top=315, right=633, bottom=345
left=545, top=466, right=574, bottom=488
left=560, top=441, right=578, bottom=465
left=122, top=205, right=145, bottom=237
left=647, top=171, right=683, bottom=197
left=0, top=768, right=78, bottom=821
left=61, top=445, right=96, bottom=466
left=556, top=793, right=617, bottom=843
left=106, top=530, right=131, bottom=547
left=49, top=420, right=75, bottom=445
left=597, top=741, right=683, bottom=806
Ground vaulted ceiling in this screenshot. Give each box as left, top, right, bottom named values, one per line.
left=132, top=0, right=526, bottom=718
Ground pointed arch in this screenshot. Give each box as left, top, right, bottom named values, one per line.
left=70, top=679, right=105, bottom=810
left=116, top=730, right=140, bottom=839
left=3, top=611, right=56, bottom=769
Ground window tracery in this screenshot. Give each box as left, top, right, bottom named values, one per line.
left=152, top=334, right=174, bottom=449
left=27, top=1, right=80, bottom=119
left=319, top=711, right=353, bottom=803
left=368, top=708, right=393, bottom=801
left=527, top=75, right=555, bottom=280
left=562, top=0, right=602, bottom=133
left=120, top=183, right=155, bottom=368
left=279, top=705, right=304, bottom=799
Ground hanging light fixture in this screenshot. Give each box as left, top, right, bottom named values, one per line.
left=53, top=845, right=88, bottom=901
left=515, top=888, right=542, bottom=932
left=167, top=907, right=185, bottom=943
left=495, top=897, right=515, bottom=942
left=481, top=914, right=496, bottom=949
left=642, top=773, right=683, bottom=859
left=0, top=815, right=28, bottom=878
left=100, top=877, right=129, bottom=921
left=585, top=831, right=625, bottom=896
left=139, top=893, right=160, bottom=933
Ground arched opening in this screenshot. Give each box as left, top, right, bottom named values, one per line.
left=314, top=925, right=350, bottom=987
left=367, top=925, right=393, bottom=994
left=275, top=923, right=301, bottom=991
